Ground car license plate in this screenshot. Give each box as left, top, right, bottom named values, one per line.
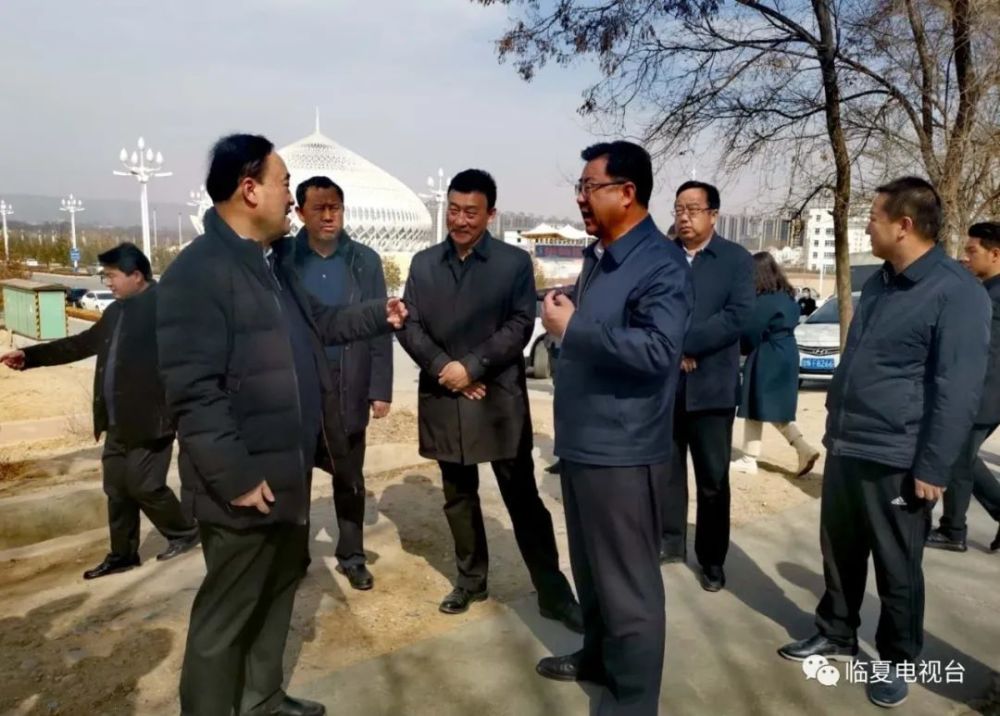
left=801, top=357, right=835, bottom=370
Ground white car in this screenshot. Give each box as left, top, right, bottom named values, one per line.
left=525, top=298, right=552, bottom=378
left=79, top=290, right=115, bottom=313
left=794, top=292, right=860, bottom=383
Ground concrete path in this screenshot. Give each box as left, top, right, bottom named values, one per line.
left=290, top=495, right=998, bottom=716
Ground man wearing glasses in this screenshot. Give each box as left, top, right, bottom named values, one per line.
left=292, top=175, right=392, bottom=592
left=659, top=180, right=754, bottom=593
left=1, top=243, right=199, bottom=579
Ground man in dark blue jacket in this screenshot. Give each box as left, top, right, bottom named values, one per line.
left=659, top=181, right=754, bottom=593
left=293, top=175, right=393, bottom=591
left=927, top=221, right=1000, bottom=553
left=779, top=177, right=990, bottom=709
left=535, top=141, right=692, bottom=716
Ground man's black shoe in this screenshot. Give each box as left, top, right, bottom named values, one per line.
left=536, top=651, right=607, bottom=684
left=545, top=459, right=563, bottom=475
left=439, top=586, right=488, bottom=614
left=990, top=525, right=999, bottom=553
left=778, top=633, right=859, bottom=662
left=659, top=539, right=686, bottom=564
left=539, top=600, right=584, bottom=634
left=83, top=553, right=140, bottom=580
left=247, top=695, right=326, bottom=716
left=339, top=564, right=374, bottom=591
left=925, top=529, right=967, bottom=553
left=156, top=533, right=201, bottom=561
left=700, top=565, right=725, bottom=592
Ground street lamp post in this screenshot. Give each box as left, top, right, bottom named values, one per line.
left=60, top=194, right=85, bottom=270
left=0, top=200, right=12, bottom=263
left=114, top=137, right=172, bottom=260
left=187, top=185, right=212, bottom=236
left=424, top=168, right=449, bottom=244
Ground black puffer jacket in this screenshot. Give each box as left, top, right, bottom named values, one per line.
left=156, top=209, right=392, bottom=529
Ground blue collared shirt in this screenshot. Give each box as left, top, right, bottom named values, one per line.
left=298, top=238, right=350, bottom=361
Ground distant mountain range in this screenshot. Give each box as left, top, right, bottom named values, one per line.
left=0, top=194, right=193, bottom=229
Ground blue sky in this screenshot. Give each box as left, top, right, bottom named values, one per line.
left=0, top=0, right=775, bottom=219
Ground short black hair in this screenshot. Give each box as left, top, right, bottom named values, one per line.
left=875, top=176, right=942, bottom=242
left=448, top=169, right=497, bottom=209
left=676, top=180, right=721, bottom=211
left=969, top=222, right=1000, bottom=251
left=98, top=242, right=151, bottom=281
left=205, top=134, right=275, bottom=203
left=296, top=175, right=344, bottom=208
left=580, top=141, right=653, bottom=207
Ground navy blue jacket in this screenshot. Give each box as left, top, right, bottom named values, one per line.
left=824, top=246, right=990, bottom=485
left=675, top=234, right=754, bottom=411
left=293, top=230, right=393, bottom=442
left=975, top=274, right=1000, bottom=426
left=554, top=216, right=693, bottom=466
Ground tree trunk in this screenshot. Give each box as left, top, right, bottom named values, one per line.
left=813, top=0, right=854, bottom=347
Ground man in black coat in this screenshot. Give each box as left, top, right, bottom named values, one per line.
left=157, top=134, right=406, bottom=716
left=397, top=169, right=581, bottom=630
left=1, top=243, right=198, bottom=579
left=659, top=180, right=754, bottom=593
left=927, top=221, right=1000, bottom=553
left=779, top=178, right=990, bottom=709
left=292, top=175, right=393, bottom=591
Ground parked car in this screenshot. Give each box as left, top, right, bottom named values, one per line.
left=79, top=290, right=115, bottom=313
left=24, top=258, right=39, bottom=268
left=525, top=285, right=575, bottom=379
left=64, top=288, right=87, bottom=308
left=794, top=292, right=860, bottom=384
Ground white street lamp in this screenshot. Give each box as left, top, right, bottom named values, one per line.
left=0, top=200, right=12, bottom=263
left=60, top=194, right=85, bottom=269
left=187, top=185, right=212, bottom=236
left=421, top=168, right=449, bottom=244
left=114, top=137, right=172, bottom=260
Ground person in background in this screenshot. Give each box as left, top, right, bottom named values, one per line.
left=0, top=243, right=199, bottom=580
left=731, top=252, right=821, bottom=477
left=797, top=287, right=817, bottom=317
left=926, top=221, right=1000, bottom=554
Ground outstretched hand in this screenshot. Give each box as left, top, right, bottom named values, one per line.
left=0, top=350, right=25, bottom=370
left=386, top=298, right=408, bottom=329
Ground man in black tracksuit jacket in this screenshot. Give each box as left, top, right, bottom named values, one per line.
left=158, top=135, right=406, bottom=716
left=292, top=175, right=393, bottom=591
left=0, top=243, right=198, bottom=579
left=928, top=221, right=1000, bottom=553
left=779, top=178, right=990, bottom=709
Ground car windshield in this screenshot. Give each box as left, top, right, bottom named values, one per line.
left=805, top=295, right=859, bottom=324
left=97, top=292, right=114, bottom=300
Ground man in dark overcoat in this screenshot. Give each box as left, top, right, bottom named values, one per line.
left=398, top=168, right=581, bottom=630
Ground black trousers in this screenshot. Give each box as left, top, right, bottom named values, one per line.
left=660, top=404, right=735, bottom=567
left=939, top=423, right=1000, bottom=540
left=437, top=443, right=574, bottom=607
left=316, top=429, right=367, bottom=568
left=101, top=429, right=196, bottom=557
left=180, top=522, right=309, bottom=716
left=815, top=455, right=932, bottom=663
left=562, top=461, right=666, bottom=716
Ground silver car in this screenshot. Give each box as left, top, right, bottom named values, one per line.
left=795, top=292, right=860, bottom=384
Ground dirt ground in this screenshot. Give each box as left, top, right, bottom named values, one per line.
left=0, top=357, right=832, bottom=715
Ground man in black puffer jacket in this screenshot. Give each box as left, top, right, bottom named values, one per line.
left=157, top=134, right=407, bottom=716
left=1, top=243, right=199, bottom=580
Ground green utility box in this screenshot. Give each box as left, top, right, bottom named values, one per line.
left=0, top=279, right=68, bottom=340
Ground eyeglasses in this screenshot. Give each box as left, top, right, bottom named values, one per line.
left=672, top=206, right=714, bottom=217
left=99, top=273, right=113, bottom=286
left=574, top=180, right=629, bottom=198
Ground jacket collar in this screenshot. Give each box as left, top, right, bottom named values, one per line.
left=443, top=231, right=493, bottom=262
left=674, top=231, right=721, bottom=258
left=204, top=207, right=286, bottom=287
left=983, top=273, right=1000, bottom=293
left=585, top=215, right=659, bottom=267
left=881, top=244, right=944, bottom=285
left=293, top=227, right=355, bottom=262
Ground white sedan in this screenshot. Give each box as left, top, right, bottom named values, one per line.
left=79, top=290, right=115, bottom=313
left=795, top=292, right=859, bottom=384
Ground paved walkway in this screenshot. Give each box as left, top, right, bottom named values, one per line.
left=291, top=492, right=998, bottom=715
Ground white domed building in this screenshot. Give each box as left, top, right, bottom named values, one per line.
left=278, top=116, right=433, bottom=253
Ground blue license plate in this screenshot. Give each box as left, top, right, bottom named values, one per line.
left=801, top=357, right=835, bottom=371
